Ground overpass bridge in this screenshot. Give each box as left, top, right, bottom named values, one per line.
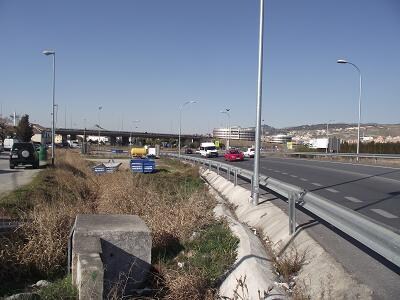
left=52, top=127, right=206, bottom=145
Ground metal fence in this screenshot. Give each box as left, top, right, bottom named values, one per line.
left=284, top=152, right=400, bottom=160
left=164, top=153, right=400, bottom=268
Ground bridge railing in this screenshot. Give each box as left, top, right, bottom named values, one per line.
left=163, top=153, right=400, bottom=268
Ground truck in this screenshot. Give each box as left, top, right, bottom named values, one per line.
left=199, top=142, right=218, bottom=158
left=147, top=145, right=160, bottom=158
left=130, top=145, right=160, bottom=159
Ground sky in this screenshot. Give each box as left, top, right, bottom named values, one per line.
left=0, top=0, right=399, bottom=134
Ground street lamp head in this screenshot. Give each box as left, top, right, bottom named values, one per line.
left=42, top=50, right=55, bottom=56
left=337, top=59, right=348, bottom=64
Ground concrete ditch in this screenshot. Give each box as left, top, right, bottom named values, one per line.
left=202, top=169, right=373, bottom=299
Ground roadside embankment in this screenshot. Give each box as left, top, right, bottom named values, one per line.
left=201, top=168, right=373, bottom=299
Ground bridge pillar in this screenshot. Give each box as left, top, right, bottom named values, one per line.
left=110, top=136, right=117, bottom=146
left=122, top=136, right=129, bottom=145
left=62, top=134, right=68, bottom=143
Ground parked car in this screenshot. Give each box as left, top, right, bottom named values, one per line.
left=243, top=147, right=255, bottom=158
left=3, top=138, right=19, bottom=151
left=224, top=149, right=244, bottom=162
left=9, top=142, right=40, bottom=169
left=184, top=148, right=193, bottom=154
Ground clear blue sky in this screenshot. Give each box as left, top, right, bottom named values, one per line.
left=1, top=0, right=399, bottom=134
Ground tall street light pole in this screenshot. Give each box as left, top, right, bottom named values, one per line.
left=337, top=59, right=362, bottom=161
left=220, top=109, right=231, bottom=150
left=97, top=106, right=102, bottom=152
left=326, top=119, right=334, bottom=154
left=130, top=120, right=140, bottom=145
left=43, top=50, right=56, bottom=166
left=179, top=100, right=197, bottom=158
left=251, top=0, right=265, bottom=205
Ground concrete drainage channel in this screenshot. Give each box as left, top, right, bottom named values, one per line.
left=201, top=168, right=373, bottom=299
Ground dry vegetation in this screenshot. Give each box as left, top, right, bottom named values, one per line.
left=0, top=151, right=237, bottom=299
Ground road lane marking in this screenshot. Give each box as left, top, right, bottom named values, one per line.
left=274, top=170, right=280, bottom=173
left=282, top=172, right=288, bottom=175
left=300, top=178, right=308, bottom=181
left=312, top=182, right=323, bottom=187
left=370, top=209, right=398, bottom=219
left=326, top=188, right=339, bottom=193
left=290, top=175, right=298, bottom=178
left=344, top=196, right=362, bottom=203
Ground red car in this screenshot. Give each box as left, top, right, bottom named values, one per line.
left=224, top=149, right=244, bottom=161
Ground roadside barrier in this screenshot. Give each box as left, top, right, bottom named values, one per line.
left=163, top=153, right=400, bottom=268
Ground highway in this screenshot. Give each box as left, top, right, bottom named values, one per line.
left=213, top=155, right=400, bottom=231
left=208, top=154, right=400, bottom=298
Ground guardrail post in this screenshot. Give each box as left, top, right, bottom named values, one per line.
left=227, top=167, right=231, bottom=181
left=234, top=169, right=238, bottom=186
left=217, top=164, right=220, bottom=175
left=289, top=193, right=296, bottom=235
left=209, top=161, right=211, bottom=170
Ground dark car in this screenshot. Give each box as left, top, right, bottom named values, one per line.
left=9, top=142, right=40, bottom=169
left=184, top=148, right=193, bottom=154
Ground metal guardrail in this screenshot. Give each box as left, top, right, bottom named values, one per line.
left=164, top=153, right=400, bottom=267
left=285, top=152, right=400, bottom=160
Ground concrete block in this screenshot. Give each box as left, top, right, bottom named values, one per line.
left=72, top=214, right=152, bottom=298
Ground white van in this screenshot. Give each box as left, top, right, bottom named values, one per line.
left=199, top=142, right=218, bottom=158
left=3, top=138, right=19, bottom=151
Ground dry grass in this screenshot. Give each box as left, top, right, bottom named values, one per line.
left=0, top=150, right=233, bottom=299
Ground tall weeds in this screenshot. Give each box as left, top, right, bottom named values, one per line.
left=0, top=151, right=221, bottom=299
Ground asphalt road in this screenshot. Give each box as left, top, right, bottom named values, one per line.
left=208, top=154, right=400, bottom=299
left=0, top=152, right=41, bottom=198
left=213, top=155, right=400, bottom=231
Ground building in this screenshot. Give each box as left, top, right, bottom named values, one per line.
left=213, top=126, right=255, bottom=141
left=31, top=124, right=51, bottom=144
left=308, top=137, right=341, bottom=152
left=270, top=134, right=292, bottom=144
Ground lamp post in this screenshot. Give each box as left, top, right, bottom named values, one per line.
left=42, top=50, right=56, bottom=166
left=337, top=59, right=362, bottom=161
left=97, top=106, right=102, bottom=151
left=179, top=100, right=197, bottom=158
left=220, top=109, right=231, bottom=150
left=251, top=0, right=265, bottom=205
left=130, top=120, right=140, bottom=145
left=326, top=119, right=334, bottom=153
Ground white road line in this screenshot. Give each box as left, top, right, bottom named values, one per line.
left=282, top=172, right=288, bottom=175
left=290, top=175, right=298, bottom=178
left=300, top=178, right=308, bottom=181
left=344, top=196, right=363, bottom=203
left=268, top=168, right=273, bottom=171
left=311, top=182, right=323, bottom=187
left=274, top=170, right=280, bottom=173
left=326, top=188, right=339, bottom=193
left=370, top=209, right=398, bottom=219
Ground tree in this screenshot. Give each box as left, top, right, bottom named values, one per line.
left=15, top=114, right=34, bottom=142
left=0, top=117, right=13, bottom=142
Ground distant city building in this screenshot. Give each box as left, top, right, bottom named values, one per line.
left=270, top=134, right=292, bottom=144
left=308, top=137, right=341, bottom=152
left=213, top=126, right=255, bottom=141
